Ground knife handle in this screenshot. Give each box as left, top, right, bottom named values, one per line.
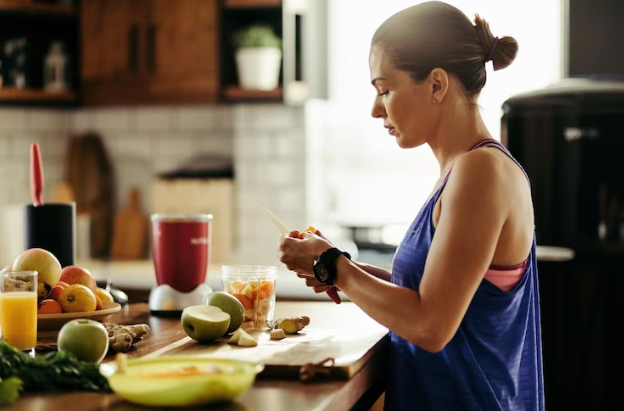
left=327, top=287, right=341, bottom=304
left=30, top=143, right=44, bottom=206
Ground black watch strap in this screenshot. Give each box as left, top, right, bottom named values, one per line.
left=314, top=247, right=351, bottom=286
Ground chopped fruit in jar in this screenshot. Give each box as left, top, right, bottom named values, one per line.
left=260, top=281, right=274, bottom=299
left=230, top=281, right=246, bottom=294
left=231, top=293, right=253, bottom=310
left=241, top=284, right=253, bottom=300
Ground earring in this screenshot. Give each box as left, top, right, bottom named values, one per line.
left=432, top=98, right=438, bottom=104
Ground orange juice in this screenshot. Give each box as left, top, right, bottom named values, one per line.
left=0, top=291, right=37, bottom=350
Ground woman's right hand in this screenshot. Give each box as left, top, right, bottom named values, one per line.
left=289, top=229, right=342, bottom=304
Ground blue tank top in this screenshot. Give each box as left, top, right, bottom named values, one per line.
left=385, top=139, right=545, bottom=411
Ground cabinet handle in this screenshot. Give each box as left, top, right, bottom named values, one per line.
left=128, top=25, right=139, bottom=72
left=146, top=25, right=157, bottom=72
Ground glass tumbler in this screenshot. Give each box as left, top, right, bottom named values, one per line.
left=0, top=271, right=38, bottom=351
left=219, top=265, right=277, bottom=329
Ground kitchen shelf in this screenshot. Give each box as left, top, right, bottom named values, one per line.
left=0, top=0, right=77, bottom=16
left=223, top=0, right=281, bottom=8
left=223, top=85, right=282, bottom=101
left=0, top=88, right=78, bottom=103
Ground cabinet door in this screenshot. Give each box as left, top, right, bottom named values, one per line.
left=146, top=0, right=219, bottom=102
left=81, top=0, right=146, bottom=81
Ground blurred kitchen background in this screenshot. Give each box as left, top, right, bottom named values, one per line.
left=0, top=0, right=622, bottom=409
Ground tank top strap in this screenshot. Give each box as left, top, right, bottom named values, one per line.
left=469, top=138, right=531, bottom=188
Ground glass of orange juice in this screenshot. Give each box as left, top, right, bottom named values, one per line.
left=0, top=271, right=38, bottom=351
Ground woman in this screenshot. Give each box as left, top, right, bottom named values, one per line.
left=277, top=1, right=544, bottom=410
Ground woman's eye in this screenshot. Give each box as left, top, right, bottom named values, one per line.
left=378, top=91, right=389, bottom=97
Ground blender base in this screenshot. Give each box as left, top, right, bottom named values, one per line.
left=148, top=283, right=213, bottom=316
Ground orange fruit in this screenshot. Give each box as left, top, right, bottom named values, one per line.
left=260, top=281, right=274, bottom=299
left=38, top=299, right=62, bottom=314
left=230, top=293, right=252, bottom=310
left=94, top=287, right=114, bottom=304
left=95, top=295, right=103, bottom=310
left=49, top=284, right=66, bottom=301
left=297, top=226, right=317, bottom=239
left=58, top=284, right=97, bottom=313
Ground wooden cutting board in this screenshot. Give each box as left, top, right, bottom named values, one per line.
left=140, top=304, right=389, bottom=381
left=110, top=187, right=148, bottom=260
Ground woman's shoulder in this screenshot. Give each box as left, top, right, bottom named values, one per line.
left=449, top=147, right=508, bottom=189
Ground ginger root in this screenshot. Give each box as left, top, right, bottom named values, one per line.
left=267, top=316, right=310, bottom=334
left=270, top=328, right=286, bottom=340
left=106, top=324, right=150, bottom=353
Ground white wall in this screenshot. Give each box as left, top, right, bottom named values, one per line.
left=311, top=0, right=563, bottom=229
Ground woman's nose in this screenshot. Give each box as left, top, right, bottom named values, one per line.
left=371, top=99, right=386, bottom=119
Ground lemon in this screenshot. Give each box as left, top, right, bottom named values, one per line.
left=95, top=287, right=115, bottom=304
left=59, top=284, right=97, bottom=313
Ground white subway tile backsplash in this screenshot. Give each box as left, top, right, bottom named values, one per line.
left=27, top=110, right=67, bottom=131
left=156, top=134, right=195, bottom=157
left=135, top=108, right=176, bottom=131
left=194, top=133, right=232, bottom=156
left=0, top=133, right=11, bottom=155
left=0, top=109, right=27, bottom=130
left=176, top=106, right=230, bottom=131
left=0, top=103, right=308, bottom=268
left=70, top=109, right=95, bottom=132
left=11, top=133, right=33, bottom=158
left=113, top=134, right=152, bottom=158
left=94, top=109, right=133, bottom=130
left=232, top=104, right=303, bottom=130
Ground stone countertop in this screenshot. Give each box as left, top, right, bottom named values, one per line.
left=77, top=259, right=351, bottom=302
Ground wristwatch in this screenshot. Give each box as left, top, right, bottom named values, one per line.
left=313, top=247, right=351, bottom=286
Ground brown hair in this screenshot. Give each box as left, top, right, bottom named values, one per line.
left=372, top=1, right=518, bottom=97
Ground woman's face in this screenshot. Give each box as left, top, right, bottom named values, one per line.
left=369, top=47, right=441, bottom=149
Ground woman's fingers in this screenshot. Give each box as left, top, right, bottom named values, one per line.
left=313, top=285, right=331, bottom=293
left=305, top=278, right=324, bottom=287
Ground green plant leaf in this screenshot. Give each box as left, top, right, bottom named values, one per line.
left=0, top=377, right=23, bottom=406
left=233, top=25, right=282, bottom=49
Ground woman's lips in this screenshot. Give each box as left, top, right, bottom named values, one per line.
left=387, top=127, right=396, bottom=136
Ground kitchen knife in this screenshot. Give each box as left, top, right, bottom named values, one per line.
left=30, top=142, right=44, bottom=206
left=262, top=206, right=342, bottom=304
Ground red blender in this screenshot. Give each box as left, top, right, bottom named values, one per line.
left=148, top=214, right=213, bottom=315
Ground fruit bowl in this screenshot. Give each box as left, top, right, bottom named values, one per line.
left=37, top=301, right=121, bottom=334
left=99, top=356, right=264, bottom=407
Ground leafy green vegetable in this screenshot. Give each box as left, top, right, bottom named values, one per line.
left=233, top=25, right=282, bottom=49
left=0, top=377, right=23, bottom=406
left=0, top=340, right=111, bottom=403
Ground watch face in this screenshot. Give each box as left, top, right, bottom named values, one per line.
left=314, top=263, right=329, bottom=282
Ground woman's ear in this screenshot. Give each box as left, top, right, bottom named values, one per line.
left=429, top=68, right=449, bottom=104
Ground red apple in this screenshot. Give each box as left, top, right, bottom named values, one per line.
left=59, top=265, right=97, bottom=293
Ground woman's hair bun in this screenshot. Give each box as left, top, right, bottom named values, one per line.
left=474, top=14, right=518, bottom=71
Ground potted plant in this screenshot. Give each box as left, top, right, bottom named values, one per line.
left=233, top=25, right=282, bottom=91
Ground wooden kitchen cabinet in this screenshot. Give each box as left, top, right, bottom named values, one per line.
left=81, top=0, right=218, bottom=105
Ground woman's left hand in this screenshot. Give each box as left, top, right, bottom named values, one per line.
left=277, top=230, right=333, bottom=275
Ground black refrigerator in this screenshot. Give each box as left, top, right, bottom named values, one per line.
left=502, top=79, right=624, bottom=410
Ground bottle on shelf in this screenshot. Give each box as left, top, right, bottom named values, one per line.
left=44, top=41, right=69, bottom=92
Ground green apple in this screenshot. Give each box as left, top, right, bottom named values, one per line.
left=205, top=291, right=245, bottom=334
left=57, top=319, right=109, bottom=363
left=181, top=305, right=230, bottom=343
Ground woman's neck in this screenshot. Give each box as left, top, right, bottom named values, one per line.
left=428, top=99, right=492, bottom=175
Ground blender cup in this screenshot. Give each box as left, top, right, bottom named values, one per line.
left=219, top=265, right=277, bottom=329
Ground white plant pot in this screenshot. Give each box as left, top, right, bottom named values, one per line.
left=235, top=47, right=282, bottom=91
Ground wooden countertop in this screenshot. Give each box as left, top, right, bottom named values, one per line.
left=8, top=302, right=389, bottom=411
